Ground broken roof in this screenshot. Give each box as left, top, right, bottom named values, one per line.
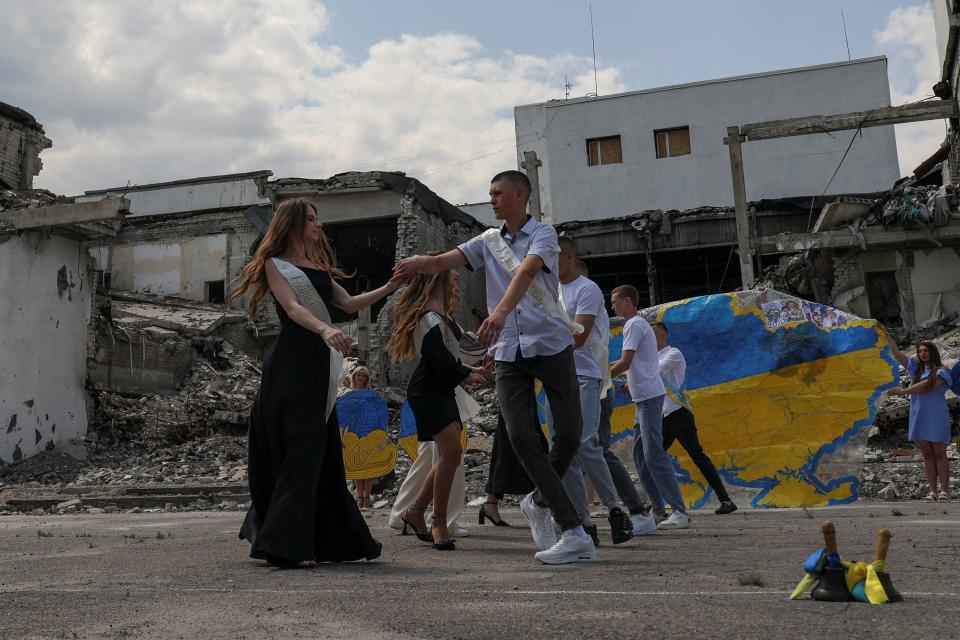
left=0, top=100, right=45, bottom=133
left=268, top=171, right=484, bottom=228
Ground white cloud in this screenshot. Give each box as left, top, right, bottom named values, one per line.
left=876, top=3, right=948, bottom=177
left=0, top=1, right=622, bottom=203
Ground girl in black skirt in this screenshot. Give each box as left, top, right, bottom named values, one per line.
left=387, top=265, right=487, bottom=550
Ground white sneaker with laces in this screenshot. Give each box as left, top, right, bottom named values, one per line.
left=657, top=511, right=691, bottom=529
left=630, top=513, right=657, bottom=536
left=520, top=492, right=558, bottom=551
left=534, top=531, right=597, bottom=564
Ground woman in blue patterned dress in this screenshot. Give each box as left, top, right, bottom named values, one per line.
left=885, top=334, right=954, bottom=501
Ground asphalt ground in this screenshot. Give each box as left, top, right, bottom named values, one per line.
left=0, top=502, right=958, bottom=639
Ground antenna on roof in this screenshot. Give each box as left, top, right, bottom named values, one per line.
left=841, top=10, right=851, bottom=61
left=564, top=74, right=572, bottom=100
left=589, top=3, right=599, bottom=95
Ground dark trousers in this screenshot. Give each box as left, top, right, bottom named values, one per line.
left=495, top=347, right=581, bottom=531
left=662, top=407, right=731, bottom=503
left=485, top=409, right=545, bottom=498
left=598, top=389, right=646, bottom=514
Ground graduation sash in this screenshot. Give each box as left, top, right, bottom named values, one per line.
left=271, top=257, right=343, bottom=421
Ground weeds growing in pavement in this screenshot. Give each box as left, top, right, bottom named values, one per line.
left=36, top=530, right=52, bottom=537
left=737, top=572, right=766, bottom=587
left=891, top=509, right=904, bottom=517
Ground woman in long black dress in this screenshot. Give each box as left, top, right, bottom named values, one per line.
left=230, top=197, right=399, bottom=567
left=386, top=266, right=486, bottom=550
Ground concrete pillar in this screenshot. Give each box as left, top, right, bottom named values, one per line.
left=723, top=126, right=755, bottom=290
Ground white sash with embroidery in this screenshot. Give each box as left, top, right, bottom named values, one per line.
left=558, top=284, right=612, bottom=399
left=271, top=257, right=343, bottom=421
left=481, top=228, right=583, bottom=335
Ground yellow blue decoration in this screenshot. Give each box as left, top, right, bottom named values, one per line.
left=537, top=291, right=899, bottom=508
left=337, top=389, right=397, bottom=481
left=398, top=400, right=468, bottom=461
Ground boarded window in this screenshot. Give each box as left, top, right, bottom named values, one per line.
left=586, top=135, right=623, bottom=166
left=655, top=127, right=691, bottom=158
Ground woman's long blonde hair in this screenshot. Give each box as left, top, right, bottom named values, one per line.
left=228, top=197, right=346, bottom=318
left=387, top=257, right=459, bottom=362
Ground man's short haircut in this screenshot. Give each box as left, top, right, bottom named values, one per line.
left=650, top=321, right=668, bottom=334
left=611, top=284, right=639, bottom=306
left=491, top=170, right=531, bottom=203
left=576, top=259, right=588, bottom=276
left=558, top=235, right=577, bottom=254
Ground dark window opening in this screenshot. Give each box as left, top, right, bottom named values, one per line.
left=324, top=217, right=399, bottom=323
left=586, top=135, right=623, bottom=166
left=865, top=271, right=902, bottom=326
left=582, top=245, right=759, bottom=313
left=655, top=127, right=691, bottom=158
left=205, top=280, right=226, bottom=304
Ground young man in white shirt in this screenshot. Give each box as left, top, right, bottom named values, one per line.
left=609, top=285, right=690, bottom=529
left=394, top=170, right=595, bottom=564
left=554, top=237, right=652, bottom=543
left=652, top=322, right=737, bottom=515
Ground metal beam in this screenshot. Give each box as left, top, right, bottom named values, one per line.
left=1, top=197, right=129, bottom=230
left=754, top=224, right=960, bottom=253
left=740, top=100, right=958, bottom=141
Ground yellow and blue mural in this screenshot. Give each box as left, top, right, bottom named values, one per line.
left=337, top=389, right=398, bottom=480
left=538, top=291, right=898, bottom=508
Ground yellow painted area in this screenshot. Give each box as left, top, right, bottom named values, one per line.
left=669, top=347, right=891, bottom=506
left=398, top=425, right=468, bottom=462
left=342, top=431, right=397, bottom=480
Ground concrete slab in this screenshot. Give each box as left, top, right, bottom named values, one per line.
left=0, top=502, right=957, bottom=638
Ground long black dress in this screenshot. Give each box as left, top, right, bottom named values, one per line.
left=239, top=266, right=381, bottom=565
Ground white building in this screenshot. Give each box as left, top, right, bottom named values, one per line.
left=515, top=57, right=901, bottom=223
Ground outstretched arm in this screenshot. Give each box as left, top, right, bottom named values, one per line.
left=329, top=276, right=402, bottom=315
left=610, top=349, right=635, bottom=377
left=888, top=375, right=947, bottom=396
left=265, top=261, right=352, bottom=354
left=882, top=328, right=909, bottom=368
left=476, top=253, right=543, bottom=347
left=394, top=249, right=467, bottom=280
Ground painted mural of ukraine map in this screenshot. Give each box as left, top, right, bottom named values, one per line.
left=539, top=290, right=899, bottom=508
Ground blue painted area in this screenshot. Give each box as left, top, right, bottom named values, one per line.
left=399, top=400, right=417, bottom=439
left=661, top=295, right=880, bottom=391
left=335, top=389, right=388, bottom=437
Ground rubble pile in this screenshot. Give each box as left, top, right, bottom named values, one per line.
left=90, top=336, right=260, bottom=446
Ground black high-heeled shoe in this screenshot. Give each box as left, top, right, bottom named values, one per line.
left=400, top=508, right=434, bottom=543
left=431, top=514, right=455, bottom=551
left=478, top=501, right=511, bottom=527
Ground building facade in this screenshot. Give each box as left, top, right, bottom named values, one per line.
left=515, top=58, right=900, bottom=223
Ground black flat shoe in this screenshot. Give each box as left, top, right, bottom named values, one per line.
left=479, top=502, right=511, bottom=527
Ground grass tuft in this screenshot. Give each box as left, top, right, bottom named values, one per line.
left=737, top=572, right=766, bottom=587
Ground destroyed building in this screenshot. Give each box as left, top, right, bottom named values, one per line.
left=1, top=170, right=128, bottom=465
left=0, top=100, right=52, bottom=190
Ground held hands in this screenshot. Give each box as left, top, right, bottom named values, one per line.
left=321, top=326, right=353, bottom=355
left=464, top=365, right=490, bottom=387
left=392, top=255, right=426, bottom=283
left=476, top=311, right=506, bottom=347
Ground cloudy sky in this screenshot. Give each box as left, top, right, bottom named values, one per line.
left=0, top=1, right=945, bottom=203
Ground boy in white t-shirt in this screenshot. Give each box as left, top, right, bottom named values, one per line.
left=609, top=285, right=690, bottom=529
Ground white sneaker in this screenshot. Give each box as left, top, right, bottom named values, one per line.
left=520, top=492, right=558, bottom=551
left=657, top=511, right=691, bottom=529
left=630, top=513, right=657, bottom=536
left=534, top=531, right=597, bottom=564
left=450, top=526, right=470, bottom=538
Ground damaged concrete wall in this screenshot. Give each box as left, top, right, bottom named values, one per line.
left=103, top=234, right=229, bottom=300
left=0, top=104, right=52, bottom=190
left=0, top=232, right=92, bottom=464
left=367, top=195, right=487, bottom=385
left=910, top=248, right=960, bottom=325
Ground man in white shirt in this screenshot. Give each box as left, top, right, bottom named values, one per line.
left=652, top=322, right=737, bottom=515
left=394, top=170, right=595, bottom=564
left=553, top=237, right=652, bottom=543
left=609, top=285, right=690, bottom=529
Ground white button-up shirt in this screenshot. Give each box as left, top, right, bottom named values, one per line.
left=457, top=216, right=574, bottom=362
